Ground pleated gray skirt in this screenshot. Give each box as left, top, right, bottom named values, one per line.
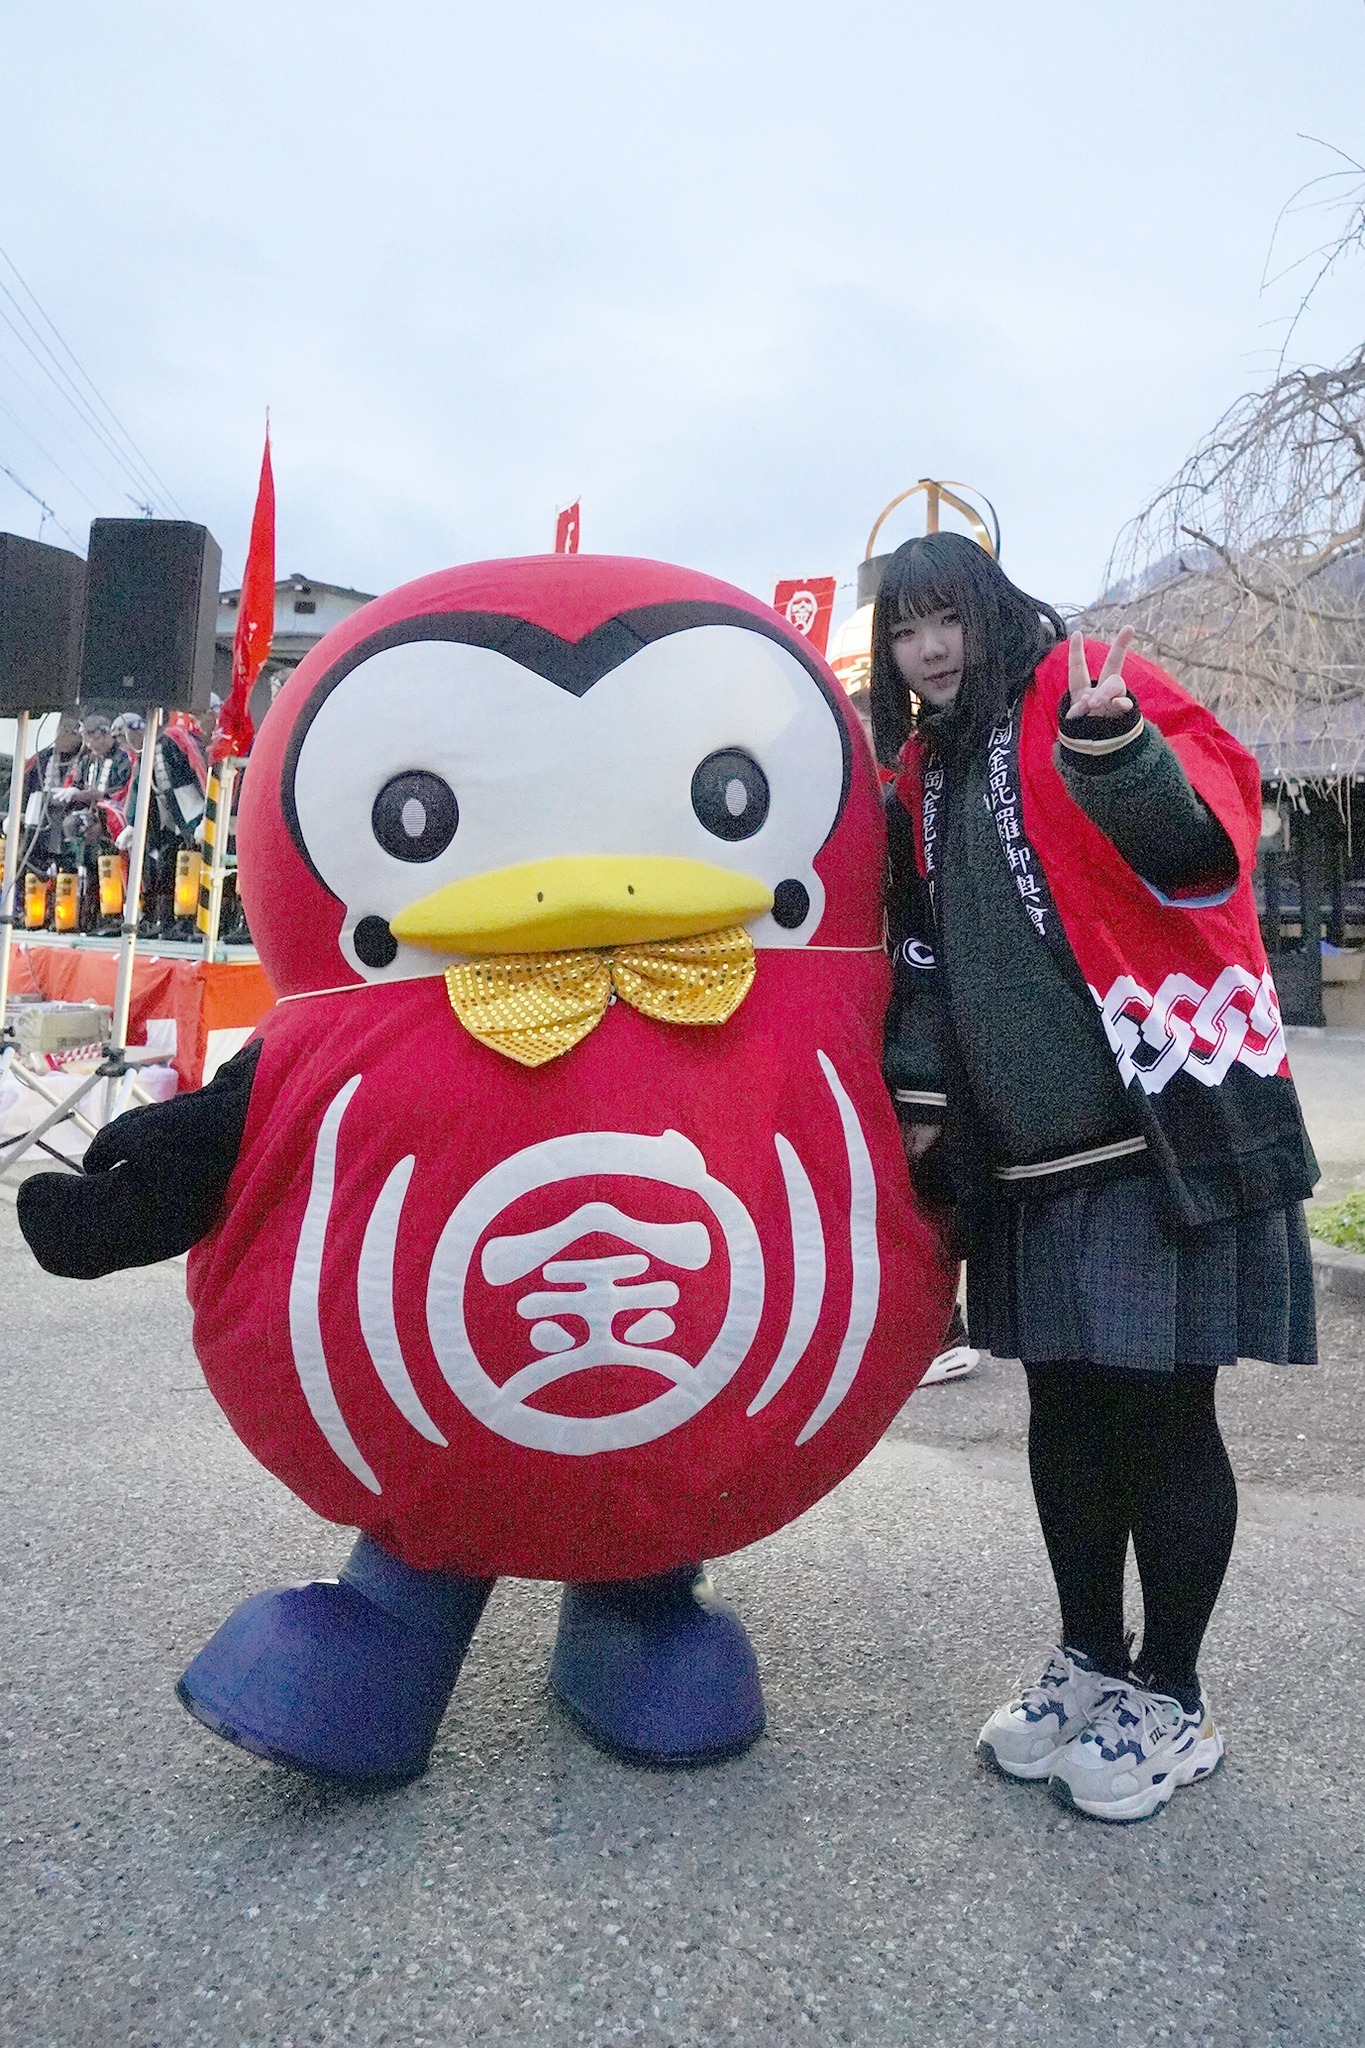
left=967, top=1172, right=1318, bottom=1377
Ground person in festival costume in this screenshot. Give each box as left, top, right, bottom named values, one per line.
left=70, top=713, right=134, bottom=818
left=13, top=711, right=83, bottom=922
left=114, top=709, right=210, bottom=934
left=18, top=552, right=955, bottom=1786
left=65, top=714, right=135, bottom=853
left=19, top=710, right=85, bottom=883
left=876, top=533, right=1317, bottom=1825
left=21, top=709, right=84, bottom=813
left=42, top=714, right=134, bottom=929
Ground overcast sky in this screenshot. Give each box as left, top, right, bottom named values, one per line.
left=2, top=0, right=1364, bottom=626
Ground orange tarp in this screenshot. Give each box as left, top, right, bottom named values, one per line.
left=11, top=943, right=275, bottom=1091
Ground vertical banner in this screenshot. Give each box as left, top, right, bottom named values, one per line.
left=554, top=501, right=581, bottom=554
left=201, top=426, right=274, bottom=953
left=773, top=576, right=836, bottom=656
left=213, top=425, right=276, bottom=764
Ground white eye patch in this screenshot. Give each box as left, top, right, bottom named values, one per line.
left=290, top=624, right=847, bottom=980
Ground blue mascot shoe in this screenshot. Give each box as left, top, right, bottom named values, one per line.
left=176, top=1535, right=494, bottom=1783
left=549, top=1565, right=765, bottom=1765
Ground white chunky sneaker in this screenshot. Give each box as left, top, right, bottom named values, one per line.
left=1048, top=1680, right=1224, bottom=1822
left=976, top=1648, right=1128, bottom=1781
left=920, top=1342, right=981, bottom=1386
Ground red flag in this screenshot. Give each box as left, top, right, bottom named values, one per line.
left=554, top=501, right=581, bottom=554
left=773, top=576, right=837, bottom=656
left=213, top=428, right=276, bottom=762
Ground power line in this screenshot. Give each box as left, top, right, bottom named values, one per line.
left=0, top=390, right=99, bottom=514
left=0, top=242, right=188, bottom=517
left=0, top=293, right=166, bottom=510
left=0, top=330, right=134, bottom=504
left=0, top=244, right=183, bottom=514
left=0, top=243, right=187, bottom=515
left=0, top=292, right=172, bottom=515
left=0, top=455, right=83, bottom=548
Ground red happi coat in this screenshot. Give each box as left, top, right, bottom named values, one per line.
left=895, top=640, right=1317, bottom=1226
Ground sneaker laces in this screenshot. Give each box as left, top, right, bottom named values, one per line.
left=1013, top=1646, right=1106, bottom=1723
left=1082, top=1679, right=1188, bottom=1761
left=1020, top=1645, right=1128, bottom=1700
left=1015, top=1646, right=1074, bottom=1708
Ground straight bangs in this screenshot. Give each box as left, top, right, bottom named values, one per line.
left=869, top=533, right=1066, bottom=769
left=876, top=545, right=963, bottom=631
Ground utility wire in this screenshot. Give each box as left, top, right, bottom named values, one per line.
left=0, top=456, right=83, bottom=548
left=0, top=256, right=172, bottom=511
left=0, top=389, right=100, bottom=513
left=0, top=331, right=133, bottom=504
left=0, top=294, right=171, bottom=516
left=0, top=242, right=186, bottom=516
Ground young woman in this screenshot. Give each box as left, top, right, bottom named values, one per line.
left=875, top=533, right=1317, bottom=1824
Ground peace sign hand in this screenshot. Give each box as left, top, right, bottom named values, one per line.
left=1066, top=625, right=1135, bottom=719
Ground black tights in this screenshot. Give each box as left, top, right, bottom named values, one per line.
left=1025, top=1364, right=1238, bottom=1710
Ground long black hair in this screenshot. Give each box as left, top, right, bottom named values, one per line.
left=869, top=533, right=1066, bottom=770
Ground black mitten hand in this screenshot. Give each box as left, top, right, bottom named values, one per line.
left=15, top=1039, right=262, bottom=1279
left=17, top=1163, right=159, bottom=1279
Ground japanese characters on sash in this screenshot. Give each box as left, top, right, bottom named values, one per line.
left=189, top=555, right=956, bottom=1582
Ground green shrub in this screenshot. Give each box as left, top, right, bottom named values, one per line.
left=1309, top=1190, right=1365, bottom=1254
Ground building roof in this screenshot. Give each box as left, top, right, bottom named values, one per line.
left=1224, top=703, right=1365, bottom=781
left=218, top=572, right=377, bottom=606
left=215, top=573, right=379, bottom=665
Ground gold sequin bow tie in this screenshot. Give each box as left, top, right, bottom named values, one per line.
left=444, top=927, right=756, bottom=1067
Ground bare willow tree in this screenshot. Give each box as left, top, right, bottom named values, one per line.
left=1084, top=343, right=1365, bottom=781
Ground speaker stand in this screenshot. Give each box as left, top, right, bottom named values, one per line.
left=0, top=706, right=29, bottom=1042
left=0, top=710, right=165, bottom=1178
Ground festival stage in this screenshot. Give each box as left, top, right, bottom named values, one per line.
left=10, top=935, right=274, bottom=1090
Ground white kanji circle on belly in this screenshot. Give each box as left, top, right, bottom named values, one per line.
left=426, top=1129, right=765, bottom=1454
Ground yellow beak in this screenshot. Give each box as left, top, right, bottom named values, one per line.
left=389, top=853, right=773, bottom=956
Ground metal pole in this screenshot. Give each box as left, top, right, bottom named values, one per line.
left=108, top=707, right=161, bottom=1069
left=0, top=1045, right=103, bottom=1140
left=201, top=757, right=238, bottom=962
left=0, top=707, right=30, bottom=1039
left=0, top=1061, right=110, bottom=1168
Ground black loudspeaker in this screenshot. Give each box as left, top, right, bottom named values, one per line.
left=0, top=532, right=86, bottom=715
left=80, top=518, right=222, bottom=713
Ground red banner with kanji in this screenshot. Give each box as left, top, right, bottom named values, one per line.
left=554, top=502, right=581, bottom=554
left=772, top=577, right=836, bottom=655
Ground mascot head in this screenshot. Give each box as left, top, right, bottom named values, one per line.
left=239, top=555, right=882, bottom=999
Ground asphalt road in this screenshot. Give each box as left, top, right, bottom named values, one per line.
left=1287, top=1028, right=1365, bottom=1207
left=3, top=1198, right=1363, bottom=2048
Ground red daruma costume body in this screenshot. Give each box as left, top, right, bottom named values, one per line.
left=188, top=555, right=954, bottom=1585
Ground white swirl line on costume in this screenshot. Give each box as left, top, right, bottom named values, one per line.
left=287, top=1074, right=381, bottom=1494
left=357, top=1154, right=448, bottom=1447
left=796, top=1051, right=881, bottom=1446
left=746, top=1134, right=826, bottom=1417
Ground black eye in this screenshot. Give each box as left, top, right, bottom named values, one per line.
left=690, top=749, right=770, bottom=842
left=372, top=771, right=458, bottom=863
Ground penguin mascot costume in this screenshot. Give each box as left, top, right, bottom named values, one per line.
left=19, top=554, right=955, bottom=1783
